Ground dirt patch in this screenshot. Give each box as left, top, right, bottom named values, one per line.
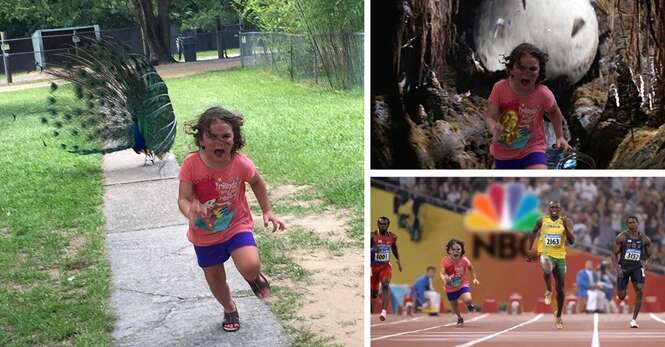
left=64, top=235, right=88, bottom=258
left=47, top=268, right=61, bottom=281
left=269, top=184, right=310, bottom=200
left=258, top=184, right=363, bottom=346
left=269, top=184, right=324, bottom=208
left=290, top=248, right=363, bottom=346
left=281, top=211, right=353, bottom=244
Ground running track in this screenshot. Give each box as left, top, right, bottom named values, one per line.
left=371, top=312, right=665, bottom=346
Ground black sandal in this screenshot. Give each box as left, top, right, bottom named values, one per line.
left=246, top=272, right=272, bottom=299
left=223, top=310, right=240, bottom=332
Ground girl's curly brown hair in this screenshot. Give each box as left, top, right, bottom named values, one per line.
left=501, top=42, right=549, bottom=84
left=184, top=106, right=245, bottom=153
left=446, top=238, right=466, bottom=256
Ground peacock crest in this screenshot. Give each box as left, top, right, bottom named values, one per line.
left=41, top=36, right=176, bottom=159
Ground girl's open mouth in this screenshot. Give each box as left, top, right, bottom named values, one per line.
left=521, top=78, right=531, bottom=87
left=214, top=149, right=225, bottom=157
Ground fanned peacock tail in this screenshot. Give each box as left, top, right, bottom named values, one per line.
left=42, top=36, right=176, bottom=158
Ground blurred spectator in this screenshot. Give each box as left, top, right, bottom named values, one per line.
left=576, top=260, right=606, bottom=313
left=575, top=265, right=594, bottom=313
left=576, top=178, right=598, bottom=203
left=409, top=192, right=423, bottom=241
left=544, top=180, right=563, bottom=204
left=656, top=243, right=665, bottom=266
left=594, top=215, right=615, bottom=251
left=175, top=34, right=184, bottom=60
left=635, top=206, right=647, bottom=234
left=597, top=259, right=618, bottom=313
left=653, top=226, right=665, bottom=246
left=412, top=266, right=436, bottom=310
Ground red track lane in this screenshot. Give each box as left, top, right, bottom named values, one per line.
left=371, top=312, right=665, bottom=347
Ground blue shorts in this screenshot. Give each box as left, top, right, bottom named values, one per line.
left=446, top=286, right=471, bottom=302
left=494, top=152, right=547, bottom=169
left=193, top=232, right=256, bottom=268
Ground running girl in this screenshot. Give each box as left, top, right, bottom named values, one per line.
left=440, top=239, right=479, bottom=326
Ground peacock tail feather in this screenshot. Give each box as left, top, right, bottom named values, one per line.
left=42, top=36, right=176, bottom=158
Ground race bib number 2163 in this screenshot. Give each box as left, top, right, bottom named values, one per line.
left=544, top=234, right=561, bottom=247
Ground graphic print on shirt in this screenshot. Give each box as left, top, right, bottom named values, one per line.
left=498, top=100, right=541, bottom=149
left=444, top=261, right=465, bottom=288
left=193, top=176, right=240, bottom=233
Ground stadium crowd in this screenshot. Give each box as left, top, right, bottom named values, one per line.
left=375, top=177, right=665, bottom=273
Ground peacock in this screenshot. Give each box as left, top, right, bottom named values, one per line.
left=41, top=36, right=176, bottom=160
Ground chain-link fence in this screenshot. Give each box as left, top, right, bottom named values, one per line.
left=1, top=25, right=242, bottom=84
left=240, top=32, right=363, bottom=89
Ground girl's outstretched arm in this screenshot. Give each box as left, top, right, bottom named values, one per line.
left=547, top=105, right=573, bottom=151
left=249, top=172, right=285, bottom=232
left=178, top=180, right=208, bottom=224
left=485, top=101, right=502, bottom=143
left=467, top=261, right=480, bottom=285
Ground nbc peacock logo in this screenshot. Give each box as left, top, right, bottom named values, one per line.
left=463, top=182, right=542, bottom=233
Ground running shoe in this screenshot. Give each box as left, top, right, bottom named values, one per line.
left=457, top=317, right=464, bottom=326
left=630, top=319, right=639, bottom=328
left=544, top=290, right=552, bottom=305
left=379, top=309, right=387, bottom=321
left=555, top=317, right=563, bottom=330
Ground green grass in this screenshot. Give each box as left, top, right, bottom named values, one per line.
left=0, top=68, right=362, bottom=346
left=168, top=68, right=363, bottom=212
left=0, top=88, right=112, bottom=347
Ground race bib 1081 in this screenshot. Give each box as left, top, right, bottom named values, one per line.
left=374, top=252, right=389, bottom=262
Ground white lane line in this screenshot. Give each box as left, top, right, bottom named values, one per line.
left=371, top=316, right=425, bottom=327
left=371, top=313, right=490, bottom=341
left=453, top=313, right=544, bottom=347
left=592, top=313, right=599, bottom=347
left=650, top=313, right=665, bottom=324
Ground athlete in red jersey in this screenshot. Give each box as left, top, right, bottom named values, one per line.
left=371, top=216, right=402, bottom=321
left=440, top=239, right=479, bottom=326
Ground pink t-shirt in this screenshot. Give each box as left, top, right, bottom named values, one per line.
left=488, top=79, right=556, bottom=160
left=178, top=152, right=256, bottom=246
left=441, top=255, right=471, bottom=293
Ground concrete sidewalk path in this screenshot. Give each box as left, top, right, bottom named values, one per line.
left=102, top=149, right=289, bottom=347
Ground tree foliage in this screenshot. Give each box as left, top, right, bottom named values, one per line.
left=0, top=0, right=133, bottom=37
left=132, top=0, right=173, bottom=64
left=233, top=0, right=363, bottom=33
left=233, top=0, right=363, bottom=89
left=171, top=0, right=240, bottom=31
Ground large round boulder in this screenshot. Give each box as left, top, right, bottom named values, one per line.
left=473, top=0, right=598, bottom=84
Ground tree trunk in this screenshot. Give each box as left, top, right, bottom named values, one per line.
left=133, top=0, right=174, bottom=64
left=371, top=0, right=459, bottom=168
left=158, top=0, right=171, bottom=55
